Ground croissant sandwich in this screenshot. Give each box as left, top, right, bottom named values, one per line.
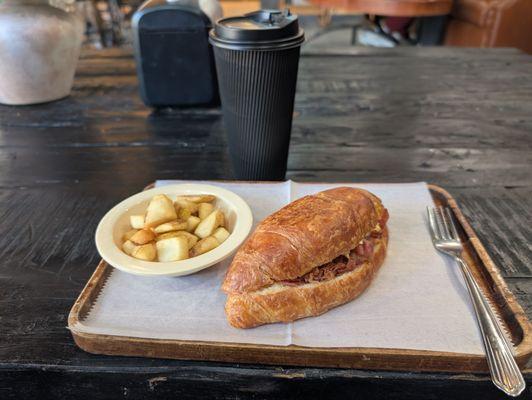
left=222, top=187, right=389, bottom=329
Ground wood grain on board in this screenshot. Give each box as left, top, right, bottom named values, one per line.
left=0, top=47, right=531, bottom=399
left=67, top=185, right=531, bottom=372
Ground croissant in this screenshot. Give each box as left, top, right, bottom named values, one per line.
left=222, top=187, right=389, bottom=329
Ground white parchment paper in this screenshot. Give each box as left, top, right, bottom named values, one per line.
left=74, top=181, right=483, bottom=354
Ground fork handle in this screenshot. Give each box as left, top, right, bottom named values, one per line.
left=455, top=256, right=525, bottom=397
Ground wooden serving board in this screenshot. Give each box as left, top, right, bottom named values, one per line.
left=68, top=184, right=532, bottom=373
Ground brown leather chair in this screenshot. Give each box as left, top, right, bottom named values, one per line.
left=444, top=0, right=532, bottom=54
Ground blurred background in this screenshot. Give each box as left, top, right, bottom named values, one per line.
left=64, top=0, right=531, bottom=53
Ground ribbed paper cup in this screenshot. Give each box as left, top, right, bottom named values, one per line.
left=210, top=10, right=304, bottom=180
left=213, top=46, right=300, bottom=180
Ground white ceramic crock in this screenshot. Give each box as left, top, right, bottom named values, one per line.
left=0, top=0, right=84, bottom=105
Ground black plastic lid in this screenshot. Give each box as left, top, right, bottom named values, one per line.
left=209, top=9, right=304, bottom=51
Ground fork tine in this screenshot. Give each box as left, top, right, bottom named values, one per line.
left=438, top=206, right=452, bottom=239
left=427, top=207, right=441, bottom=239
left=444, top=207, right=460, bottom=240
left=434, top=207, right=447, bottom=239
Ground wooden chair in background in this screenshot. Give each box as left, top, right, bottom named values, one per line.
left=81, top=0, right=142, bottom=47
left=281, top=0, right=453, bottom=45
left=303, top=0, right=452, bottom=15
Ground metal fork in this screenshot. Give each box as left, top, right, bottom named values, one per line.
left=427, top=206, right=525, bottom=397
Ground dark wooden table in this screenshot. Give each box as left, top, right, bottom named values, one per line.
left=1, top=46, right=531, bottom=399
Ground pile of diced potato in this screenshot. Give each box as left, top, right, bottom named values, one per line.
left=121, top=194, right=231, bottom=262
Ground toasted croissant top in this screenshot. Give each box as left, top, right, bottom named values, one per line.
left=222, top=187, right=387, bottom=294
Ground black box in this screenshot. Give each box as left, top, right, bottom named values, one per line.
left=132, top=0, right=219, bottom=107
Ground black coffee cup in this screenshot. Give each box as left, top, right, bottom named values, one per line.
left=209, top=9, right=304, bottom=180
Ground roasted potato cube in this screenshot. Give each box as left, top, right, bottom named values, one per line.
left=122, top=229, right=138, bottom=242
left=156, top=237, right=189, bottom=262
left=131, top=243, right=157, bottom=261
left=130, top=215, right=145, bottom=229
left=212, top=227, right=230, bottom=244
left=186, top=216, right=201, bottom=232
left=191, top=236, right=219, bottom=257
left=155, top=231, right=180, bottom=241
left=153, top=220, right=188, bottom=234
left=174, top=197, right=199, bottom=214
left=198, top=203, right=214, bottom=220
left=155, top=231, right=198, bottom=249
left=130, top=228, right=156, bottom=245
left=194, top=210, right=224, bottom=239
left=145, top=194, right=177, bottom=228
left=178, top=208, right=191, bottom=220
left=122, top=240, right=136, bottom=255
left=176, top=231, right=199, bottom=249
left=179, top=194, right=216, bottom=203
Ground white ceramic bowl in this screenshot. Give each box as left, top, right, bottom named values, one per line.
left=95, top=184, right=253, bottom=277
